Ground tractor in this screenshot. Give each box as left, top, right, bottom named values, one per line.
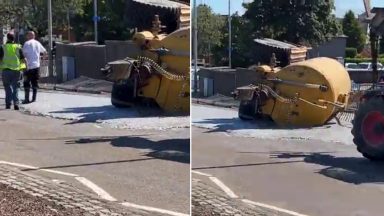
left=351, top=1, right=384, bottom=160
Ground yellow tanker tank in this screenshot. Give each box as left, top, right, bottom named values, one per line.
left=235, top=57, right=351, bottom=127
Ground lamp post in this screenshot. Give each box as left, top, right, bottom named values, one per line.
left=228, top=0, right=232, bottom=68
left=193, top=0, right=198, bottom=93
left=48, top=0, right=53, bottom=78
left=94, top=0, right=98, bottom=43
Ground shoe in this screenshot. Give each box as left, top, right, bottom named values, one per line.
left=22, top=100, right=30, bottom=104
left=5, top=105, right=10, bottom=109
left=14, top=105, right=19, bottom=110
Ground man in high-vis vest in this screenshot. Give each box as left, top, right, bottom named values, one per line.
left=0, top=33, right=26, bottom=110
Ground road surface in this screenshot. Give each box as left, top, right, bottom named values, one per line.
left=192, top=104, right=384, bottom=216
left=0, top=89, right=190, bottom=215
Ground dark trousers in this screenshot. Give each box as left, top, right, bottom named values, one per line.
left=23, top=68, right=39, bottom=90
left=23, top=68, right=39, bottom=102
left=2, top=69, right=22, bottom=106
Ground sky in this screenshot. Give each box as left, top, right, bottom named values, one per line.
left=195, top=0, right=384, bottom=18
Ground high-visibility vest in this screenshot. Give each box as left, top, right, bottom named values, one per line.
left=0, top=43, right=23, bottom=71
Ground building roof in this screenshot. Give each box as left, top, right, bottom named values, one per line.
left=132, top=0, right=188, bottom=8
left=254, top=38, right=300, bottom=50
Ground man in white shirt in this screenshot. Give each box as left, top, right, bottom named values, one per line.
left=22, top=31, right=47, bottom=103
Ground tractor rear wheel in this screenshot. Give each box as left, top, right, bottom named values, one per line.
left=352, top=97, right=384, bottom=160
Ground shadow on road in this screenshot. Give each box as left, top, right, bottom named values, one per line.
left=193, top=160, right=303, bottom=170
left=21, top=158, right=154, bottom=172
left=64, top=136, right=190, bottom=163
left=193, top=118, right=336, bottom=133
left=270, top=152, right=384, bottom=185
left=49, top=105, right=188, bottom=125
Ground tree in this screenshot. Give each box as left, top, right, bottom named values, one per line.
left=342, top=10, right=366, bottom=53
left=212, top=13, right=252, bottom=67
left=72, top=0, right=134, bottom=42
left=243, top=0, right=341, bottom=46
left=196, top=4, right=225, bottom=59
left=25, top=0, right=89, bottom=36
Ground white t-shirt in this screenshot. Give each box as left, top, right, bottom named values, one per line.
left=22, top=39, right=47, bottom=69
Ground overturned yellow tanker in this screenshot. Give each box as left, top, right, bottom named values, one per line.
left=103, top=15, right=190, bottom=114
left=234, top=57, right=351, bottom=127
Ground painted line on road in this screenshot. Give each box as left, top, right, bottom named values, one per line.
left=75, top=177, right=117, bottom=201
left=121, top=202, right=189, bottom=216
left=0, top=161, right=78, bottom=177
left=242, top=199, right=309, bottom=216
left=0, top=160, right=188, bottom=215
left=191, top=170, right=212, bottom=177
left=196, top=170, right=308, bottom=216
left=209, top=176, right=238, bottom=198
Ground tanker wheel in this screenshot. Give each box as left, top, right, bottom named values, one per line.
left=352, top=97, right=384, bottom=161
left=111, top=82, right=135, bottom=108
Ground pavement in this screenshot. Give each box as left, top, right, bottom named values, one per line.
left=192, top=103, right=384, bottom=216
left=0, top=89, right=190, bottom=215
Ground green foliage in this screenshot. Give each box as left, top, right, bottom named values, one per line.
left=196, top=4, right=225, bottom=57
left=22, top=0, right=89, bottom=36
left=345, top=47, right=357, bottom=58
left=0, top=2, right=27, bottom=27
left=72, top=0, right=134, bottom=42
left=345, top=58, right=384, bottom=64
left=212, top=13, right=252, bottom=67
left=242, top=0, right=341, bottom=46
left=209, top=0, right=342, bottom=68
left=342, top=10, right=366, bottom=53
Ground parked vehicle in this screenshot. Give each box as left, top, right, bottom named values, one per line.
left=357, top=62, right=383, bottom=70
left=345, top=63, right=359, bottom=70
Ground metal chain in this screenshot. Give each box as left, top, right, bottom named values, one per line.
left=137, top=56, right=189, bottom=81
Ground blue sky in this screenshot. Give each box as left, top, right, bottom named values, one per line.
left=195, top=0, right=384, bottom=17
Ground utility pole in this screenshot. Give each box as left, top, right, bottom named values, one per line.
left=228, top=0, right=232, bottom=68
left=193, top=0, right=198, bottom=93
left=48, top=0, right=53, bottom=78
left=67, top=8, right=71, bottom=42
left=94, top=0, right=98, bottom=43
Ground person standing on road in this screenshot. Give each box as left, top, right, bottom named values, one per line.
left=22, top=31, right=47, bottom=104
left=0, top=33, right=26, bottom=110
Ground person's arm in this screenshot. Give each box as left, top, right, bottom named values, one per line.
left=38, top=42, right=47, bottom=55
left=0, top=47, right=3, bottom=61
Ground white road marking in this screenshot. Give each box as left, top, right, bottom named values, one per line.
left=94, top=124, right=102, bottom=128
left=242, top=199, right=309, bottom=216
left=209, top=176, right=238, bottom=198
left=0, top=160, right=187, bottom=215
left=75, top=177, right=117, bottom=201
left=191, top=170, right=212, bottom=177
left=121, top=202, right=189, bottom=216
left=0, top=161, right=78, bottom=177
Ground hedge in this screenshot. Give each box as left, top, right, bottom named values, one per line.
left=345, top=48, right=357, bottom=58
left=345, top=58, right=384, bottom=64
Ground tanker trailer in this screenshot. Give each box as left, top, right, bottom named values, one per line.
left=233, top=57, right=351, bottom=127
left=102, top=15, right=190, bottom=114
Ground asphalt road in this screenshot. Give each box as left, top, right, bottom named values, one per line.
left=192, top=104, right=384, bottom=216
left=0, top=90, right=190, bottom=214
